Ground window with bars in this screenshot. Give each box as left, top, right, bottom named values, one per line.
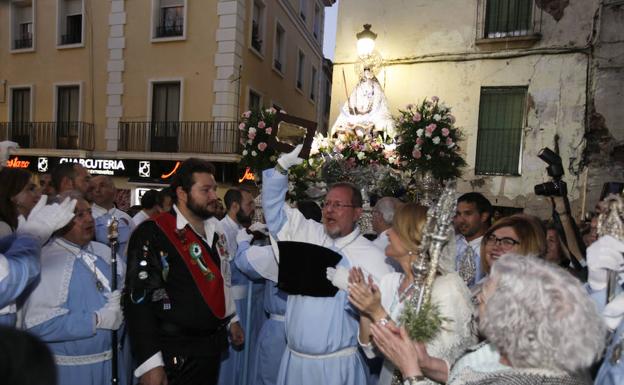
left=251, top=1, right=264, bottom=53
left=249, top=90, right=262, bottom=111
left=273, top=23, right=285, bottom=72
left=485, top=0, right=532, bottom=38
left=296, top=51, right=305, bottom=90
left=310, top=67, right=317, bottom=101
left=475, top=87, right=527, bottom=175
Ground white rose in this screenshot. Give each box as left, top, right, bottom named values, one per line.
left=357, top=152, right=365, bottom=160
left=242, top=150, right=248, bottom=156
left=432, top=136, right=441, bottom=145
left=252, top=151, right=257, bottom=156
left=249, top=127, right=257, bottom=134
left=433, top=114, right=441, bottom=121
left=416, top=129, right=424, bottom=137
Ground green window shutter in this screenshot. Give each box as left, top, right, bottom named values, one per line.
left=475, top=87, right=527, bottom=175
left=485, top=0, right=532, bottom=38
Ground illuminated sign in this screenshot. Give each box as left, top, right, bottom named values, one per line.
left=9, top=155, right=236, bottom=184
left=238, top=167, right=256, bottom=183
left=6, top=156, right=31, bottom=169
left=59, top=158, right=126, bottom=175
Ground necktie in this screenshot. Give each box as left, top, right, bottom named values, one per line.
left=458, top=244, right=476, bottom=286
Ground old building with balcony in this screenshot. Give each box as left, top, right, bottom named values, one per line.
left=0, top=0, right=334, bottom=200
left=331, top=0, right=624, bottom=218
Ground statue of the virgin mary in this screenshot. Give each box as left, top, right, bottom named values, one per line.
left=330, top=66, right=396, bottom=138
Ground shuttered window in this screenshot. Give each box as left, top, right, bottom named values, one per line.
left=485, top=0, right=532, bottom=38
left=475, top=87, right=526, bottom=175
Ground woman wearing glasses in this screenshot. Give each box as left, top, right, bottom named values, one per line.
left=480, top=214, right=546, bottom=278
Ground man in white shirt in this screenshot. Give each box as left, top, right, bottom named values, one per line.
left=132, top=190, right=162, bottom=226
left=90, top=175, right=134, bottom=256
left=454, top=192, right=492, bottom=287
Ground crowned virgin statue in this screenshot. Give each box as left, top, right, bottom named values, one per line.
left=331, top=66, right=396, bottom=138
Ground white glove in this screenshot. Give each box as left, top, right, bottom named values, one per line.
left=248, top=222, right=268, bottom=235
left=236, top=228, right=253, bottom=244
left=277, top=144, right=304, bottom=171
left=0, top=141, right=18, bottom=167
left=16, top=196, right=77, bottom=245
left=326, top=266, right=349, bottom=291
left=587, top=235, right=624, bottom=291
left=95, top=290, right=124, bottom=330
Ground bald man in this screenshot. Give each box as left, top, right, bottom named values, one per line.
left=91, top=175, right=134, bottom=257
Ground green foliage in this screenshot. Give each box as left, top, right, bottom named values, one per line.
left=399, top=299, right=446, bottom=343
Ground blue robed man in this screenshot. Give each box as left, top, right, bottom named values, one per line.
left=91, top=175, right=134, bottom=258
left=262, top=145, right=393, bottom=385
left=22, top=193, right=129, bottom=385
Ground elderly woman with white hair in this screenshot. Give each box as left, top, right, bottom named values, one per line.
left=370, top=254, right=606, bottom=385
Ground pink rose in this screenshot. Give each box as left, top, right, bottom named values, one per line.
left=446, top=137, right=454, bottom=147
left=413, top=113, right=422, bottom=122
left=412, top=149, right=422, bottom=159
left=265, top=127, right=272, bottom=135
left=425, top=124, right=436, bottom=137
left=242, top=111, right=251, bottom=118
left=238, top=123, right=246, bottom=130
left=258, top=142, right=267, bottom=151
left=431, top=96, right=439, bottom=103
left=441, top=128, right=450, bottom=137
left=416, top=137, right=424, bottom=145
left=248, top=132, right=256, bottom=140
left=448, top=114, right=456, bottom=124
left=258, top=121, right=266, bottom=129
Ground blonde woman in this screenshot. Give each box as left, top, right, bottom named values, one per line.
left=348, top=203, right=475, bottom=385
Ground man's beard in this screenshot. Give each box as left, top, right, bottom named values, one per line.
left=236, top=209, right=253, bottom=228
left=187, top=194, right=215, bottom=220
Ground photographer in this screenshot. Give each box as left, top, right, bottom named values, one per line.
left=534, top=148, right=586, bottom=278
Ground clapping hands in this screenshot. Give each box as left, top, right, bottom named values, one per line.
left=347, top=267, right=383, bottom=319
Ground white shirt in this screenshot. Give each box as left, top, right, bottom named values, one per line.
left=91, top=203, right=133, bottom=225
left=131, top=210, right=150, bottom=227
left=372, top=229, right=389, bottom=252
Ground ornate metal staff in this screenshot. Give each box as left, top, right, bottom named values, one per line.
left=107, top=216, right=119, bottom=385
left=596, top=194, right=624, bottom=304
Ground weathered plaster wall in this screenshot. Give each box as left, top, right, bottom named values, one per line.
left=330, top=0, right=608, bottom=218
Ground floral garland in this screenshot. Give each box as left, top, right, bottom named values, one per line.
left=238, top=107, right=280, bottom=172
left=396, top=97, right=467, bottom=180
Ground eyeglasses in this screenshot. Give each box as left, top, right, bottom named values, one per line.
left=321, top=201, right=357, bottom=210
left=485, top=234, right=520, bottom=250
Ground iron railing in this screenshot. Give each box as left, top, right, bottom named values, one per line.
left=156, top=20, right=184, bottom=38
left=0, top=121, right=95, bottom=150
left=476, top=0, right=542, bottom=40
left=118, top=121, right=240, bottom=154
left=14, top=35, right=32, bottom=49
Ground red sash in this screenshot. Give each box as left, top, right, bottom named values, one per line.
left=152, top=213, right=226, bottom=319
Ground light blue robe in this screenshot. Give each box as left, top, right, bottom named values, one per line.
left=262, top=168, right=393, bottom=385
left=218, top=216, right=267, bottom=385
left=94, top=209, right=134, bottom=260
left=235, top=241, right=287, bottom=385
left=0, top=234, right=40, bottom=326
left=589, top=284, right=624, bottom=385
left=21, top=239, right=130, bottom=385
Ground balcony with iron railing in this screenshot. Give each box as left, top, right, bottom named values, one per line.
left=0, top=121, right=95, bottom=150
left=156, top=19, right=184, bottom=38
left=14, top=34, right=32, bottom=50
left=118, top=121, right=240, bottom=154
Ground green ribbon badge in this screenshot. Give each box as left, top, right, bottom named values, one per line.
left=189, top=242, right=214, bottom=280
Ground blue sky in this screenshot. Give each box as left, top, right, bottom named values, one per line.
left=323, top=0, right=339, bottom=60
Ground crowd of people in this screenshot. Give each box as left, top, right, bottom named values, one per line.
left=0, top=141, right=623, bottom=385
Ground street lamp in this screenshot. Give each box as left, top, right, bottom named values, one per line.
left=356, top=24, right=377, bottom=58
